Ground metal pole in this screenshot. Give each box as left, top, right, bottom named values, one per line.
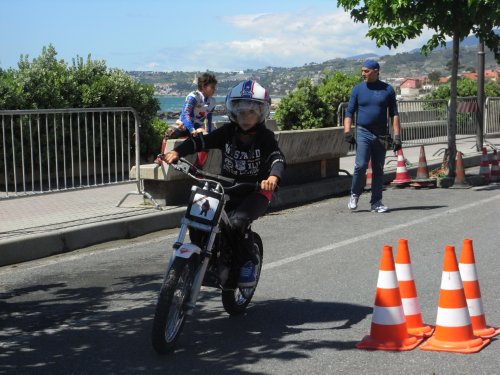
left=476, top=41, right=485, bottom=151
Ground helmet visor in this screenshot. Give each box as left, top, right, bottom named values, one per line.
left=232, top=100, right=264, bottom=117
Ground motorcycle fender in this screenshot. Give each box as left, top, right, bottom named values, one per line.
left=174, top=243, right=201, bottom=259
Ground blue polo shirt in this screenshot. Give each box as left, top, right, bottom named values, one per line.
left=345, top=80, right=398, bottom=136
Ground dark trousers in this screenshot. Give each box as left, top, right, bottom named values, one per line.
left=226, top=192, right=270, bottom=265
left=351, top=127, right=387, bottom=204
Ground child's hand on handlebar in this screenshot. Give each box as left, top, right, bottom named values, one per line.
left=260, top=176, right=279, bottom=192
left=191, top=128, right=205, bottom=137
left=164, top=151, right=180, bottom=164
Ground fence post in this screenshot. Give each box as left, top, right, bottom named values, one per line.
left=116, top=109, right=162, bottom=209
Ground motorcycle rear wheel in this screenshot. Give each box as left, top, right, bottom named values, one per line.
left=151, top=257, right=196, bottom=354
left=222, top=233, right=263, bottom=315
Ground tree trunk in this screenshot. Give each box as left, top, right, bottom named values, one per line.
left=447, top=34, right=459, bottom=177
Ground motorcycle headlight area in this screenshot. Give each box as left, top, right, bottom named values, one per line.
left=186, top=187, right=224, bottom=225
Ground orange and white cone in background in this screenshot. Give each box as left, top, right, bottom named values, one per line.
left=390, top=149, right=411, bottom=187
left=420, top=245, right=490, bottom=353
left=410, top=145, right=435, bottom=188
left=364, top=159, right=372, bottom=191
left=490, top=150, right=500, bottom=183
left=395, top=239, right=434, bottom=337
left=478, top=147, right=490, bottom=183
left=452, top=151, right=470, bottom=188
left=357, top=245, right=422, bottom=351
left=459, top=238, right=500, bottom=339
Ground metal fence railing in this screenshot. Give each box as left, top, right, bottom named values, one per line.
left=485, top=97, right=500, bottom=136
left=454, top=96, right=479, bottom=138
left=397, top=99, right=448, bottom=145
left=0, top=107, right=158, bottom=206
left=337, top=96, right=499, bottom=148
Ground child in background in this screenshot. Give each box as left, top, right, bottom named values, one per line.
left=156, top=73, right=218, bottom=167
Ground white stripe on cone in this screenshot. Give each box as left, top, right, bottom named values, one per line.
left=459, top=263, right=478, bottom=281
left=372, top=305, right=406, bottom=325
left=376, top=270, right=399, bottom=288
left=465, top=298, right=485, bottom=317
left=436, top=307, right=471, bottom=327
left=440, top=271, right=463, bottom=290
left=401, top=297, right=422, bottom=315
left=395, top=263, right=413, bottom=281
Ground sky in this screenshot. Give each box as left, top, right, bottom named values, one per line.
left=0, top=0, right=437, bottom=73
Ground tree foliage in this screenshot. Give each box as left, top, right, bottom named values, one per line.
left=275, top=72, right=360, bottom=130
left=318, top=71, right=362, bottom=123
left=336, top=0, right=499, bottom=59
left=0, top=45, right=160, bottom=159
left=336, top=0, right=500, bottom=177
left=274, top=79, right=330, bottom=130
left=427, top=71, right=442, bottom=83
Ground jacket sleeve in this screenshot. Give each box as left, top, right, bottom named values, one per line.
left=174, top=125, right=227, bottom=157
left=345, top=85, right=358, bottom=119
left=263, top=131, right=286, bottom=181
left=179, top=96, right=197, bottom=133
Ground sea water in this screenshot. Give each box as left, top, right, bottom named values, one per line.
left=156, top=95, right=278, bottom=122
left=156, top=96, right=226, bottom=113
left=156, top=95, right=228, bottom=122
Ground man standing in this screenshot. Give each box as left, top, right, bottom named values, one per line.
left=343, top=60, right=401, bottom=213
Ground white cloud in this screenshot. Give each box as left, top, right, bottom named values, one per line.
left=145, top=62, right=161, bottom=70
left=158, top=9, right=438, bottom=72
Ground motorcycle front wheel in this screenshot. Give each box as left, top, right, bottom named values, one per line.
left=222, top=233, right=263, bottom=316
left=151, top=257, right=196, bottom=354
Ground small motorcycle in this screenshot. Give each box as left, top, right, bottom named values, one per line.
left=151, top=157, right=264, bottom=354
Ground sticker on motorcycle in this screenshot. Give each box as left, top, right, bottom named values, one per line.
left=189, top=193, right=219, bottom=221
left=186, top=187, right=224, bottom=225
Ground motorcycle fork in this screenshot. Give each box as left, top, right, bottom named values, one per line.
left=184, top=228, right=218, bottom=315
left=163, top=223, right=190, bottom=280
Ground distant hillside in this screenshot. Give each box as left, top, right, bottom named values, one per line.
left=128, top=40, right=498, bottom=97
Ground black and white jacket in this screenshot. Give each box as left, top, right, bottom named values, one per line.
left=174, top=121, right=286, bottom=184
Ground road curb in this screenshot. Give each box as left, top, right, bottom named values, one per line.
left=0, top=207, right=185, bottom=267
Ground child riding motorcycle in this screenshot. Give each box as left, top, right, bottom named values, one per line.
left=163, top=80, right=285, bottom=287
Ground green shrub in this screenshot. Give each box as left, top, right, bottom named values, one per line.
left=274, top=72, right=360, bottom=130
left=0, top=44, right=160, bottom=161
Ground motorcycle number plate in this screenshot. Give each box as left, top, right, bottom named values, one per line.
left=186, top=187, right=224, bottom=225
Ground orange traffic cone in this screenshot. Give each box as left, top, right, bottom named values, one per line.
left=390, top=149, right=411, bottom=187
left=357, top=245, right=423, bottom=351
left=420, top=245, right=490, bottom=353
left=451, top=151, right=470, bottom=188
left=478, top=147, right=490, bottom=184
left=490, top=150, right=500, bottom=183
left=364, top=159, right=372, bottom=191
left=459, top=239, right=500, bottom=338
left=395, top=239, right=434, bottom=337
left=410, top=145, right=435, bottom=188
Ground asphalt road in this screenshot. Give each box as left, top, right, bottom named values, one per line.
left=1, top=185, right=500, bottom=374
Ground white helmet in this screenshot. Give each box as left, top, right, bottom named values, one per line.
left=225, top=80, right=271, bottom=124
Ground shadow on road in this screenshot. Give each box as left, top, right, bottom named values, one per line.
left=0, top=275, right=372, bottom=374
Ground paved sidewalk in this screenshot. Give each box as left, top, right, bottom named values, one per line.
left=1, top=136, right=498, bottom=266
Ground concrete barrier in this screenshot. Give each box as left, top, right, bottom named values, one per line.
left=131, top=126, right=349, bottom=206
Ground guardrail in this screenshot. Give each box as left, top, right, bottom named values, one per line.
left=485, top=97, right=500, bottom=136
left=337, top=96, right=500, bottom=147
left=0, top=107, right=157, bottom=206
left=2, top=97, right=498, bottom=201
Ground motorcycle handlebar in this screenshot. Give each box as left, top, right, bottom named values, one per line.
left=171, top=158, right=260, bottom=192
left=223, top=181, right=260, bottom=193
